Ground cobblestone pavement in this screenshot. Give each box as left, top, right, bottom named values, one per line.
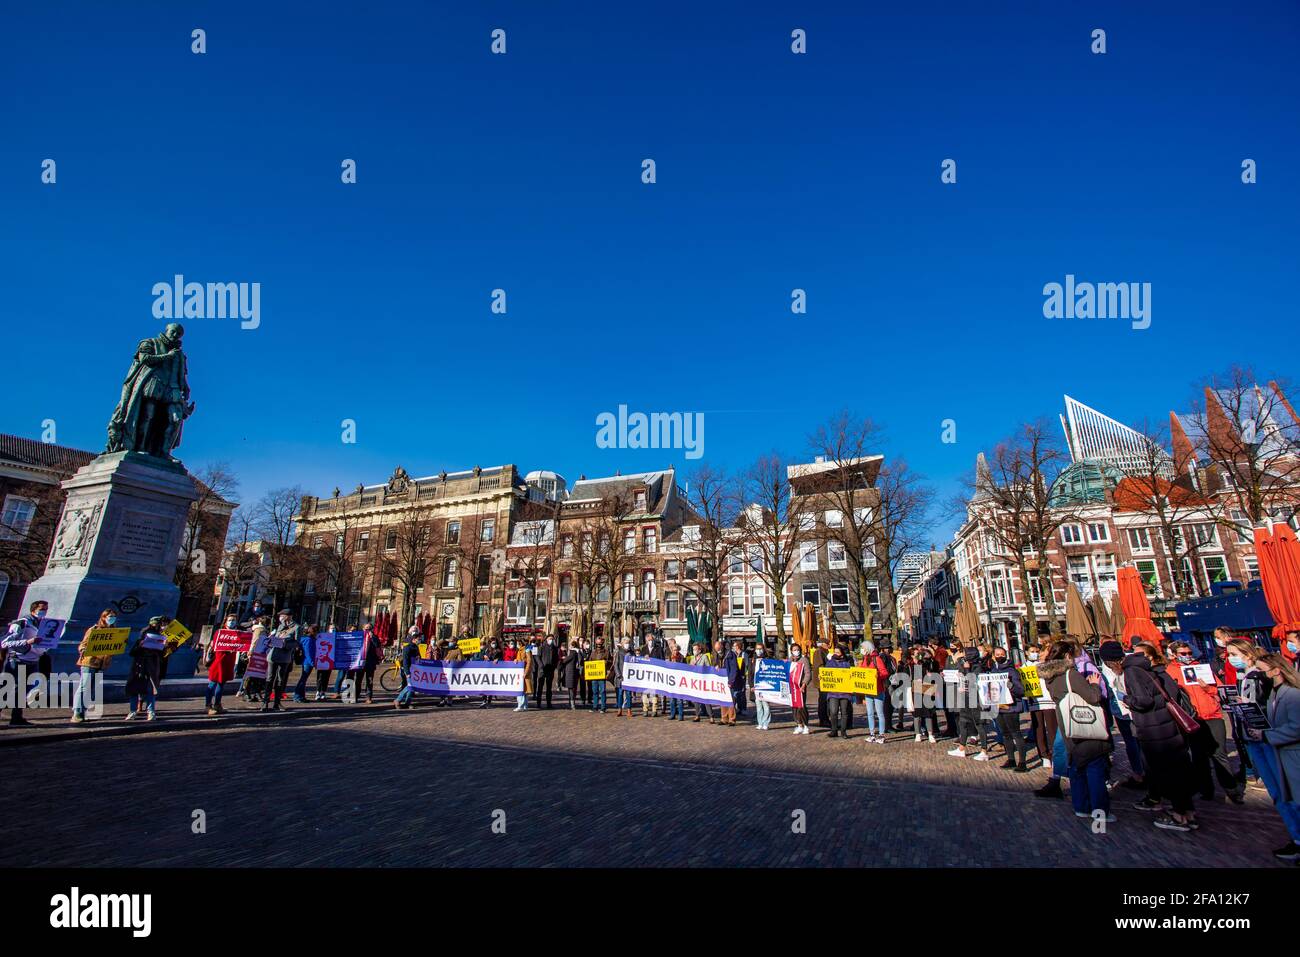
left=1, top=697, right=1291, bottom=868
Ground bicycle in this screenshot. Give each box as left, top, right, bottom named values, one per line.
left=378, top=649, right=405, bottom=693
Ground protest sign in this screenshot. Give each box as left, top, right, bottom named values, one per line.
left=458, top=637, right=482, bottom=656
left=408, top=659, right=524, bottom=697
left=163, top=619, right=192, bottom=645
left=978, top=672, right=1012, bottom=707
left=1019, top=665, right=1043, bottom=698
left=850, top=667, right=878, bottom=696
left=314, top=630, right=366, bottom=671
left=584, top=659, right=607, bottom=681
left=818, top=668, right=854, bottom=694
left=139, top=631, right=168, bottom=650
left=417, top=643, right=429, bottom=660
left=212, top=629, right=252, bottom=653
left=1181, top=664, right=1216, bottom=685
left=753, top=658, right=791, bottom=706
left=942, top=668, right=961, bottom=684
left=621, top=656, right=733, bottom=707
left=33, top=617, right=66, bottom=653
left=245, top=650, right=269, bottom=679
left=82, top=627, right=130, bottom=657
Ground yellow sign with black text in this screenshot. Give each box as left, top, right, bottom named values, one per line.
left=458, top=637, right=481, bottom=656
left=1019, top=665, right=1042, bottom=698
left=83, top=627, right=131, bottom=657
left=584, top=660, right=607, bottom=681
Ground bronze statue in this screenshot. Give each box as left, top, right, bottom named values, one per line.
left=105, top=323, right=195, bottom=459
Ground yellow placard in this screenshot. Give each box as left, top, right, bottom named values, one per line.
left=163, top=619, right=192, bottom=644
left=417, top=643, right=429, bottom=659
left=458, top=637, right=481, bottom=656
left=818, top=668, right=853, bottom=693
left=1019, top=665, right=1042, bottom=698
left=584, top=659, right=607, bottom=681
left=850, top=667, right=878, bottom=696
left=83, top=627, right=131, bottom=657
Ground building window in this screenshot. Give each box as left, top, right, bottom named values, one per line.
left=1067, top=556, right=1090, bottom=591
left=729, top=584, right=746, bottom=615
left=1087, top=522, right=1110, bottom=543
left=356, top=531, right=370, bottom=553
left=801, top=584, right=820, bottom=606
left=825, top=509, right=843, bottom=528
left=535, top=589, right=547, bottom=619
left=865, top=582, right=881, bottom=613
left=665, top=591, right=680, bottom=620
left=830, top=584, right=849, bottom=612
left=684, top=558, right=698, bottom=580
left=596, top=576, right=610, bottom=602
left=827, top=540, right=847, bottom=569
left=559, top=574, right=573, bottom=603
left=861, top=548, right=877, bottom=568
left=446, top=521, right=460, bottom=545
left=750, top=583, right=766, bottom=615
left=623, top=528, right=636, bottom=554
left=1243, top=555, right=1260, bottom=581
left=1126, top=527, right=1152, bottom=553
left=621, top=573, right=635, bottom=601
left=1061, top=524, right=1084, bottom=545
left=384, top=529, right=397, bottom=551
left=442, top=558, right=457, bottom=588
left=1029, top=572, right=1048, bottom=604
left=749, top=548, right=764, bottom=573
left=641, top=570, right=656, bottom=601
left=665, top=560, right=679, bottom=581
left=987, top=568, right=1011, bottom=607
left=1229, top=510, right=1251, bottom=544
left=643, top=528, right=657, bottom=553
left=0, top=571, right=9, bottom=608
left=561, top=535, right=574, bottom=558
left=0, top=496, right=37, bottom=540
left=1191, top=523, right=1219, bottom=549
left=854, top=507, right=873, bottom=526
left=729, top=550, right=745, bottom=573
left=480, top=518, right=495, bottom=543
left=1202, top=555, right=1228, bottom=585
left=798, top=512, right=816, bottom=532
left=799, top=541, right=818, bottom=571
left=1093, top=554, right=1117, bottom=592
left=1135, top=559, right=1160, bottom=597
left=634, top=488, right=647, bottom=511
left=477, top=556, right=491, bottom=586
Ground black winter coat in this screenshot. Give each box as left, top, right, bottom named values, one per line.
left=1122, top=655, right=1189, bottom=758
left=1047, top=667, right=1113, bottom=766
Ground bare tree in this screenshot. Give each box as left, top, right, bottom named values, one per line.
left=1125, top=421, right=1208, bottom=599
left=871, top=458, right=935, bottom=637
left=737, top=452, right=803, bottom=656
left=252, top=485, right=310, bottom=613
left=175, top=462, right=239, bottom=624
left=677, top=464, right=738, bottom=643
left=386, top=506, right=438, bottom=631
left=1191, top=367, right=1300, bottom=526
left=303, top=490, right=365, bottom=628
left=219, top=504, right=262, bottom=623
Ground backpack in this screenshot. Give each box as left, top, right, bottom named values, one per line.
left=1058, top=669, right=1109, bottom=741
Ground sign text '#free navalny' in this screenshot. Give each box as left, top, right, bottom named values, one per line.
left=408, top=659, right=525, bottom=697
left=620, top=656, right=733, bottom=707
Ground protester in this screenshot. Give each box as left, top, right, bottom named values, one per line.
left=292, top=624, right=319, bottom=703
left=717, top=641, right=740, bottom=726
left=859, top=640, right=891, bottom=744
left=588, top=637, right=610, bottom=713
left=355, top=624, right=382, bottom=705
left=479, top=637, right=503, bottom=710
left=613, top=635, right=634, bottom=717
left=205, top=615, right=239, bottom=716
left=535, top=634, right=557, bottom=709
left=1, top=600, right=48, bottom=726
left=579, top=637, right=593, bottom=708
left=1167, top=639, right=1245, bottom=804
left=262, top=609, right=300, bottom=712
left=238, top=616, right=271, bottom=702
left=1246, top=653, right=1300, bottom=860
left=394, top=631, right=424, bottom=710
left=124, top=616, right=172, bottom=721
left=691, top=642, right=717, bottom=724
left=1095, top=641, right=1145, bottom=789
left=562, top=639, right=582, bottom=710
left=1048, top=645, right=1113, bottom=822
left=515, top=637, right=533, bottom=711
left=910, top=647, right=941, bottom=743
left=810, top=638, right=829, bottom=729
left=824, top=643, right=854, bottom=739
left=666, top=641, right=688, bottom=720
left=1229, top=640, right=1300, bottom=860
left=70, top=608, right=117, bottom=724
left=1124, top=641, right=1199, bottom=832
left=989, top=645, right=1029, bottom=772
left=948, top=645, right=990, bottom=761
left=788, top=642, right=811, bottom=734
left=642, top=632, right=665, bottom=717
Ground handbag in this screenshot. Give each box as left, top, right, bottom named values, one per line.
left=1153, top=673, right=1201, bottom=735
left=1058, top=669, right=1110, bottom=741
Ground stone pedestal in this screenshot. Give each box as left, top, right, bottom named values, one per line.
left=25, top=452, right=199, bottom=677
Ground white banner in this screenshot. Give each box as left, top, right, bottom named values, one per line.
left=621, top=656, right=733, bottom=707
left=408, top=659, right=524, bottom=697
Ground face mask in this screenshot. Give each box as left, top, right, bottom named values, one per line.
left=1028, top=653, right=1039, bottom=662
left=107, top=616, right=118, bottom=626
left=1288, top=641, right=1299, bottom=654
left=791, top=650, right=801, bottom=659
left=1228, top=656, right=1248, bottom=670
left=1177, top=654, right=1194, bottom=664
left=33, top=610, right=46, bottom=619
left=994, top=657, right=1006, bottom=665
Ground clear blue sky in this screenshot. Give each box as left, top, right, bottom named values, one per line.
left=3, top=1, right=1297, bottom=546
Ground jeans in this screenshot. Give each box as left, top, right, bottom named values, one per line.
left=669, top=696, right=686, bottom=719
left=591, top=680, right=607, bottom=711
left=617, top=687, right=634, bottom=711
left=863, top=696, right=886, bottom=735
left=73, top=666, right=102, bottom=718
left=129, top=691, right=156, bottom=716
left=733, top=688, right=747, bottom=715
left=396, top=684, right=415, bottom=706
left=642, top=691, right=659, bottom=715
left=516, top=693, right=529, bottom=709
left=204, top=679, right=224, bottom=710
left=755, top=696, right=771, bottom=728
left=1069, top=755, right=1111, bottom=815
left=829, top=697, right=850, bottom=736
left=1245, top=740, right=1300, bottom=842
left=1052, top=729, right=1068, bottom=778
left=293, top=664, right=314, bottom=698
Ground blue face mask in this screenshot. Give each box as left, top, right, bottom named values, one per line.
left=1288, top=641, right=1299, bottom=654
left=33, top=610, right=46, bottom=619
left=1228, top=656, right=1248, bottom=670
left=106, top=616, right=118, bottom=626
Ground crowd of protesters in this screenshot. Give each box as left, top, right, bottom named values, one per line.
left=4, top=598, right=1300, bottom=864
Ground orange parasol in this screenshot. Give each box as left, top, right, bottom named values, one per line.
left=1117, top=566, right=1163, bottom=650
left=1258, top=525, right=1300, bottom=660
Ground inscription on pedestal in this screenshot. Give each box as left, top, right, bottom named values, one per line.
left=113, top=509, right=174, bottom=565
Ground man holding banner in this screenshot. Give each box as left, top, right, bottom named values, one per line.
left=619, top=652, right=734, bottom=717
left=406, top=657, right=525, bottom=698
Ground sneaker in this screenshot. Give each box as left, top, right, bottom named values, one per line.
left=792, top=728, right=802, bottom=735
left=1034, top=779, right=1063, bottom=799
left=70, top=714, right=85, bottom=724
left=1153, top=815, right=1192, bottom=833
left=1272, top=842, right=1300, bottom=862
left=1228, top=791, right=1245, bottom=806
left=1132, top=797, right=1163, bottom=812
left=145, top=712, right=157, bottom=721
left=206, top=708, right=219, bottom=716
left=829, top=731, right=840, bottom=739
left=1074, top=811, right=1091, bottom=818
left=946, top=747, right=967, bottom=757
left=914, top=733, right=923, bottom=742
left=123, top=712, right=137, bottom=721
left=928, top=734, right=937, bottom=744
left=971, top=751, right=990, bottom=762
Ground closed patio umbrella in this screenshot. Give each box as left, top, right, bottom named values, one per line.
left=1258, top=525, right=1300, bottom=651
left=1117, top=566, right=1163, bottom=650
left=1065, top=582, right=1091, bottom=642
left=1088, top=592, right=1113, bottom=642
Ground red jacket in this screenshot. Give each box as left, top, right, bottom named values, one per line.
left=1167, top=662, right=1222, bottom=721
left=208, top=650, right=236, bottom=684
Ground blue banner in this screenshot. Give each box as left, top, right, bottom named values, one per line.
left=753, top=658, right=791, bottom=705
left=314, top=630, right=366, bottom=671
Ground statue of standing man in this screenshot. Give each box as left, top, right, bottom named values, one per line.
left=105, top=323, right=195, bottom=460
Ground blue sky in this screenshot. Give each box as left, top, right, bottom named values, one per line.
left=3, top=1, right=1297, bottom=545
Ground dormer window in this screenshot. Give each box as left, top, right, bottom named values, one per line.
left=635, top=488, right=648, bottom=511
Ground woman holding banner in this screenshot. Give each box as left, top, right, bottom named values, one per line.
left=515, top=639, right=533, bottom=711
left=204, top=614, right=240, bottom=716
left=824, top=644, right=854, bottom=739
left=788, top=643, right=811, bottom=734
left=71, top=608, right=119, bottom=724
left=124, top=617, right=170, bottom=721
left=690, top=642, right=716, bottom=724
